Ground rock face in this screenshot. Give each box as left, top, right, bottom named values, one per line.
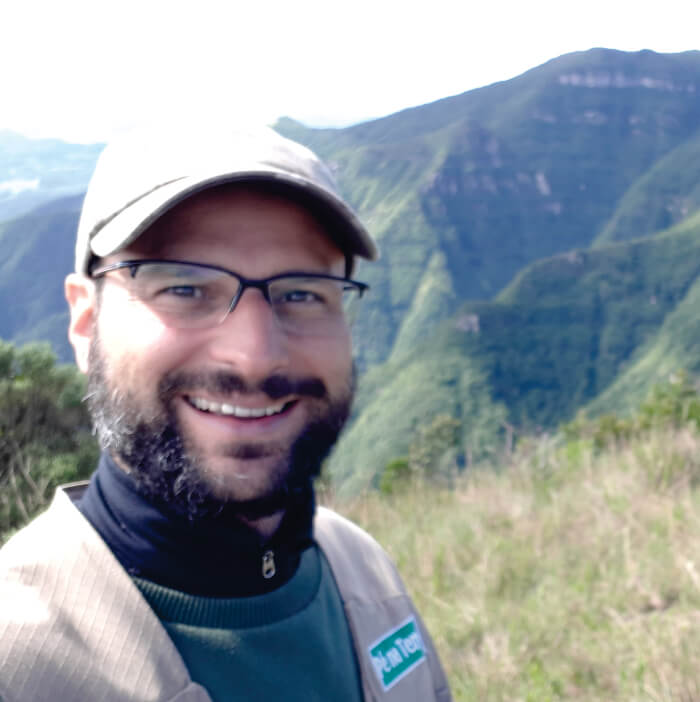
left=557, top=72, right=697, bottom=92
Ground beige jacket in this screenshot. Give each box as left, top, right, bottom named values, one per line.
left=0, top=486, right=451, bottom=702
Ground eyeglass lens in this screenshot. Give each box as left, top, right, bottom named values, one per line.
left=119, top=261, right=362, bottom=334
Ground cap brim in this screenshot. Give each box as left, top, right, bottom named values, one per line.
left=87, top=169, right=378, bottom=272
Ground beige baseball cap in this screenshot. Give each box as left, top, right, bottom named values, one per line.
left=75, top=122, right=378, bottom=274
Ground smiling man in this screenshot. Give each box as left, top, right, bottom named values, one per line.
left=0, top=124, right=451, bottom=702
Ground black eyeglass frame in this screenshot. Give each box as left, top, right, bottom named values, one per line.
left=89, top=258, right=370, bottom=321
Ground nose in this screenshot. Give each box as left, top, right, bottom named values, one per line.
left=204, top=287, right=290, bottom=381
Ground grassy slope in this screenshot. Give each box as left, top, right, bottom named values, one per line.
left=330, top=212, right=700, bottom=494
left=595, top=128, right=700, bottom=246
left=329, top=426, right=700, bottom=701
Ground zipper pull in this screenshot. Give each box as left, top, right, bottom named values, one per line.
left=262, top=550, right=276, bottom=579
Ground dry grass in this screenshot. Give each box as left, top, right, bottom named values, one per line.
left=323, top=426, right=700, bottom=701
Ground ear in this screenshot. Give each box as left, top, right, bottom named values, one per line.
left=65, top=273, right=97, bottom=373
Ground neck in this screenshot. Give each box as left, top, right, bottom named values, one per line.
left=77, top=452, right=316, bottom=597
left=238, top=511, right=285, bottom=540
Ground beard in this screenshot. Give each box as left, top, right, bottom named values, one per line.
left=85, top=336, right=354, bottom=521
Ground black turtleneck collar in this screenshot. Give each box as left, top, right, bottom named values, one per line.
left=77, top=452, right=315, bottom=598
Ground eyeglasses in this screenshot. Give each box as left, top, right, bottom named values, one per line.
left=90, top=259, right=369, bottom=336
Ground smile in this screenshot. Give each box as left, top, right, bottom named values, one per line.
left=186, top=396, right=291, bottom=418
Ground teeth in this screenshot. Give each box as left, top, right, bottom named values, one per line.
left=189, top=397, right=286, bottom=418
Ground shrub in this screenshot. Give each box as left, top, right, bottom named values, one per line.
left=379, top=457, right=411, bottom=495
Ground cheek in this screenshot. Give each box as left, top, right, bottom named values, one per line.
left=94, top=294, right=196, bottom=374
left=301, top=333, right=353, bottom=387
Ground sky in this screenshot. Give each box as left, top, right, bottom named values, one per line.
left=2, top=0, right=699, bottom=144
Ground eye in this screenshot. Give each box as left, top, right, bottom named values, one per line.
left=279, top=288, right=324, bottom=304
left=160, top=285, right=204, bottom=299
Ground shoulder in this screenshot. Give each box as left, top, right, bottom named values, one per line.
left=0, top=486, right=95, bottom=586
left=313, top=509, right=453, bottom=701
left=313, top=506, right=387, bottom=559
left=313, top=506, right=405, bottom=600
left=0, top=489, right=196, bottom=702
left=314, top=505, right=379, bottom=545
left=0, top=492, right=85, bottom=701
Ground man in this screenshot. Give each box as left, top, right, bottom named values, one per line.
left=0, top=124, right=451, bottom=702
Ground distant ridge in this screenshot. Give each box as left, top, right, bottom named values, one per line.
left=0, top=130, right=101, bottom=222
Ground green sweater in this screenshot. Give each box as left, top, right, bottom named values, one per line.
left=134, top=545, right=364, bottom=702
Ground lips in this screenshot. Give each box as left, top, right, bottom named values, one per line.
left=185, top=395, right=293, bottom=418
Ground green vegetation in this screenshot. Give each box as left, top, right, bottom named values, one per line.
left=328, top=211, right=700, bottom=493
left=595, top=128, right=700, bottom=246
left=329, top=375, right=700, bottom=700
left=586, top=270, right=700, bottom=418
left=379, top=414, right=462, bottom=495
left=566, top=370, right=700, bottom=449
left=276, top=50, right=700, bottom=490
left=0, top=196, right=81, bottom=361
left=463, top=212, right=700, bottom=427
left=278, top=48, right=700, bottom=374
left=4, top=48, right=700, bottom=500
left=328, top=350, right=507, bottom=495
left=3, top=324, right=700, bottom=701
left=0, top=341, right=97, bottom=543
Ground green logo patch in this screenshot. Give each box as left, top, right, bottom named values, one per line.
left=368, top=616, right=426, bottom=691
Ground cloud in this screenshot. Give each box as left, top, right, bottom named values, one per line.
left=0, top=178, right=40, bottom=196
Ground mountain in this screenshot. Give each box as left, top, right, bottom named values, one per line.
left=329, top=212, right=700, bottom=494
left=595, top=129, right=700, bottom=246
left=0, top=130, right=100, bottom=222
left=277, top=48, right=700, bottom=370
left=2, top=48, right=700, bottom=493
left=0, top=195, right=83, bottom=360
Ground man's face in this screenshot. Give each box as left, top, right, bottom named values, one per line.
left=71, top=186, right=355, bottom=518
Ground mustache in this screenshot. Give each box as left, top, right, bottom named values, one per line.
left=158, top=371, right=328, bottom=401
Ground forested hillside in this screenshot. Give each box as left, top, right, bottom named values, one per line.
left=330, top=211, right=700, bottom=493
left=2, top=48, right=700, bottom=494
left=277, top=48, right=700, bottom=371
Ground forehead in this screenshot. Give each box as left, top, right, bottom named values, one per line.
left=116, top=184, right=346, bottom=272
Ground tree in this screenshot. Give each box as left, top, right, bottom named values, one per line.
left=0, top=341, right=98, bottom=541
left=408, top=414, right=462, bottom=485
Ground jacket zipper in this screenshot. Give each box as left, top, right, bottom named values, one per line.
left=262, top=550, right=276, bottom=579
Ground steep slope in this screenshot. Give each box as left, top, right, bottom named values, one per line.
left=595, top=128, right=700, bottom=246
left=329, top=342, right=508, bottom=496
left=585, top=218, right=700, bottom=415
left=329, top=214, right=700, bottom=492
left=3, top=49, right=700, bottom=489
left=278, top=48, right=700, bottom=368
left=473, top=215, right=700, bottom=426
left=0, top=195, right=83, bottom=360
